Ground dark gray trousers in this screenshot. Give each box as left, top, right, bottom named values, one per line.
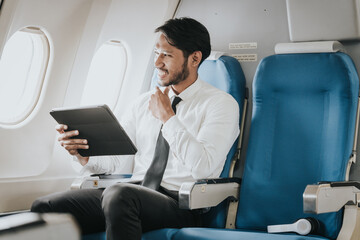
left=31, top=183, right=200, bottom=240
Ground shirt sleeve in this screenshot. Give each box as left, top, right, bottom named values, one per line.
left=81, top=155, right=134, bottom=174
left=161, top=94, right=240, bottom=179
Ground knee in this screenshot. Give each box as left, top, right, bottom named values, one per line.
left=101, top=183, right=139, bottom=218
left=31, top=197, right=52, bottom=213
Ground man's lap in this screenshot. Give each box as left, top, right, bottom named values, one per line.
left=31, top=183, right=200, bottom=236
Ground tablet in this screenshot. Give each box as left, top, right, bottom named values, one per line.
left=50, top=104, right=137, bottom=157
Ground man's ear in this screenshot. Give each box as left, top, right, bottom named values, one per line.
left=190, top=51, right=202, bottom=67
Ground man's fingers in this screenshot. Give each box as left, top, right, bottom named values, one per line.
left=55, top=125, right=90, bottom=159
left=57, top=130, right=79, bottom=141
left=63, top=144, right=89, bottom=151
left=55, top=124, right=68, bottom=133
left=60, top=139, right=87, bottom=145
left=68, top=150, right=78, bottom=156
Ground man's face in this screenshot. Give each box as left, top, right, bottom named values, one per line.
left=154, top=33, right=189, bottom=87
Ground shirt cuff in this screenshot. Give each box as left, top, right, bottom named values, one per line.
left=73, top=156, right=96, bottom=169
left=162, top=115, right=183, bottom=145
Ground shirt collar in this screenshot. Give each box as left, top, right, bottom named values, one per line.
left=168, top=77, right=203, bottom=101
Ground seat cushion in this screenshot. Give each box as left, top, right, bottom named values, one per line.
left=83, top=229, right=179, bottom=240
left=82, top=232, right=105, bottom=240
left=142, top=228, right=179, bottom=240
left=173, top=228, right=329, bottom=240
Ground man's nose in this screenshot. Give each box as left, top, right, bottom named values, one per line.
left=154, top=54, right=164, bottom=67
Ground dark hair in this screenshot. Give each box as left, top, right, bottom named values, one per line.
left=155, top=17, right=211, bottom=66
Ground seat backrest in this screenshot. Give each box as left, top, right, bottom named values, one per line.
left=236, top=43, right=359, bottom=239
left=152, top=52, right=246, bottom=228
left=198, top=53, right=246, bottom=178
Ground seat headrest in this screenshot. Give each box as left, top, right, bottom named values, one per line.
left=275, top=41, right=346, bottom=54
left=206, top=51, right=228, bottom=60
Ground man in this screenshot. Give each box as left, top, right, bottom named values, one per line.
left=32, top=17, right=239, bottom=240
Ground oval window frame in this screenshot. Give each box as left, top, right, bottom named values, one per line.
left=0, top=26, right=50, bottom=126
left=80, top=40, right=128, bottom=110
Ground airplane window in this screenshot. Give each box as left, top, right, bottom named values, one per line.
left=0, top=27, right=49, bottom=125
left=81, top=40, right=127, bottom=109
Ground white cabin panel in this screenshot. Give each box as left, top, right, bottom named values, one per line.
left=0, top=0, right=97, bottom=212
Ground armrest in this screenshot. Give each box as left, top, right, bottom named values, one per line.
left=0, top=213, right=80, bottom=240
left=70, top=174, right=133, bottom=190
left=179, top=178, right=241, bottom=210
left=303, top=181, right=360, bottom=214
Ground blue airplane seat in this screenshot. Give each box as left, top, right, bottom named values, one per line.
left=82, top=52, right=247, bottom=240
left=197, top=54, right=245, bottom=178
left=169, top=44, right=359, bottom=240
left=194, top=54, right=246, bottom=229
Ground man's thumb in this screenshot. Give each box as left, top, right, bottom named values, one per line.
left=164, top=86, right=171, bottom=96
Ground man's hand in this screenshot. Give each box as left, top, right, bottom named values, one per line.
left=56, top=124, right=89, bottom=166
left=149, top=86, right=175, bottom=123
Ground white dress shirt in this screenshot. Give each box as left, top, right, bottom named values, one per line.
left=82, top=78, right=240, bottom=191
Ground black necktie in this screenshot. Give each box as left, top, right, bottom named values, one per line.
left=142, top=96, right=182, bottom=190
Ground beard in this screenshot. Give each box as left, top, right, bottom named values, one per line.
left=158, top=57, right=189, bottom=87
